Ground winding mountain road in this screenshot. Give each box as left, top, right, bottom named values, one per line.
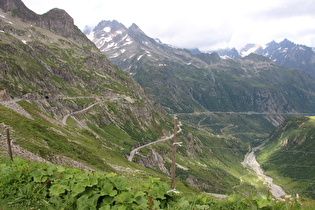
left=62, top=100, right=106, bottom=125
left=61, top=95, right=131, bottom=125
left=128, top=124, right=182, bottom=162
left=175, top=111, right=315, bottom=116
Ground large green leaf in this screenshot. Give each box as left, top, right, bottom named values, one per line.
left=113, top=192, right=134, bottom=204
left=253, top=194, right=273, bottom=208
left=88, top=174, right=99, bottom=186
left=147, top=184, right=167, bottom=199
left=111, top=204, right=128, bottom=210
left=31, top=170, right=46, bottom=182
left=76, top=194, right=90, bottom=210
left=134, top=191, right=147, bottom=205
left=62, top=172, right=74, bottom=180
left=71, top=182, right=86, bottom=197
left=109, top=176, right=130, bottom=191
left=77, top=194, right=102, bottom=210
left=100, top=196, right=114, bottom=205
left=99, top=204, right=111, bottom=210
left=100, top=182, right=117, bottom=196
left=50, top=184, right=67, bottom=196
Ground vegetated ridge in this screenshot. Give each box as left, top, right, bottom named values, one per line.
left=257, top=116, right=315, bottom=199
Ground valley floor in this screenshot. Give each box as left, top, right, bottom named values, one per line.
left=242, top=146, right=287, bottom=198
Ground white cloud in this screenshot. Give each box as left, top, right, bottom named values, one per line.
left=22, top=0, right=315, bottom=50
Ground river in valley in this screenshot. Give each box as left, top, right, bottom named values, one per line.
left=242, top=147, right=287, bottom=198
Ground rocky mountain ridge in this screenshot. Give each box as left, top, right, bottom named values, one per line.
left=1, top=0, right=90, bottom=45
left=213, top=39, right=315, bottom=77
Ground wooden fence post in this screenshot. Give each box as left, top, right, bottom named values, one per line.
left=6, top=127, right=13, bottom=161
left=170, top=116, right=178, bottom=189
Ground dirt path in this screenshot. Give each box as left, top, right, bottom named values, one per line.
left=128, top=125, right=182, bottom=162
left=242, top=146, right=287, bottom=198
left=61, top=95, right=133, bottom=125
left=62, top=100, right=105, bottom=125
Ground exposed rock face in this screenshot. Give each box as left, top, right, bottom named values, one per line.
left=36, top=8, right=90, bottom=43
left=0, top=0, right=90, bottom=44
left=0, top=89, right=10, bottom=101
left=138, top=148, right=170, bottom=175
left=1, top=101, right=34, bottom=120
left=0, top=0, right=38, bottom=21
left=38, top=9, right=75, bottom=37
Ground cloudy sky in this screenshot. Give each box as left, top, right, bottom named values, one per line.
left=23, top=0, right=315, bottom=51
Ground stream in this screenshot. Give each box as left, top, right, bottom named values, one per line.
left=242, top=147, right=287, bottom=198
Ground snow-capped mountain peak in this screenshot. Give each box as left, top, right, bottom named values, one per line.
left=211, top=39, right=315, bottom=77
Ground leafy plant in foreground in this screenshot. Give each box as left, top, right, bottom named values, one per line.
left=0, top=158, right=303, bottom=209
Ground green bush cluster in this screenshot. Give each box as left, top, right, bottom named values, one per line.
left=0, top=158, right=302, bottom=209
left=0, top=158, right=173, bottom=209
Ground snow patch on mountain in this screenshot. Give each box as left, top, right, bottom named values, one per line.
left=137, top=54, right=145, bottom=61
left=106, top=42, right=116, bottom=49
left=123, top=37, right=133, bottom=46
left=121, top=34, right=128, bottom=40
left=241, top=44, right=262, bottom=56
left=146, top=51, right=152, bottom=57
left=220, top=55, right=232, bottom=59
left=103, top=36, right=113, bottom=42
left=261, top=44, right=267, bottom=50
left=110, top=53, right=120, bottom=58
left=103, top=27, right=111, bottom=33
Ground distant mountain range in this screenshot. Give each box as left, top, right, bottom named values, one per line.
left=210, top=39, right=315, bottom=77
left=85, top=20, right=315, bottom=120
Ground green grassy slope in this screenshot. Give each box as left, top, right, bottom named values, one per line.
left=257, top=116, right=315, bottom=199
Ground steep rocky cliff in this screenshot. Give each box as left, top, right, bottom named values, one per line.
left=0, top=0, right=88, bottom=43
